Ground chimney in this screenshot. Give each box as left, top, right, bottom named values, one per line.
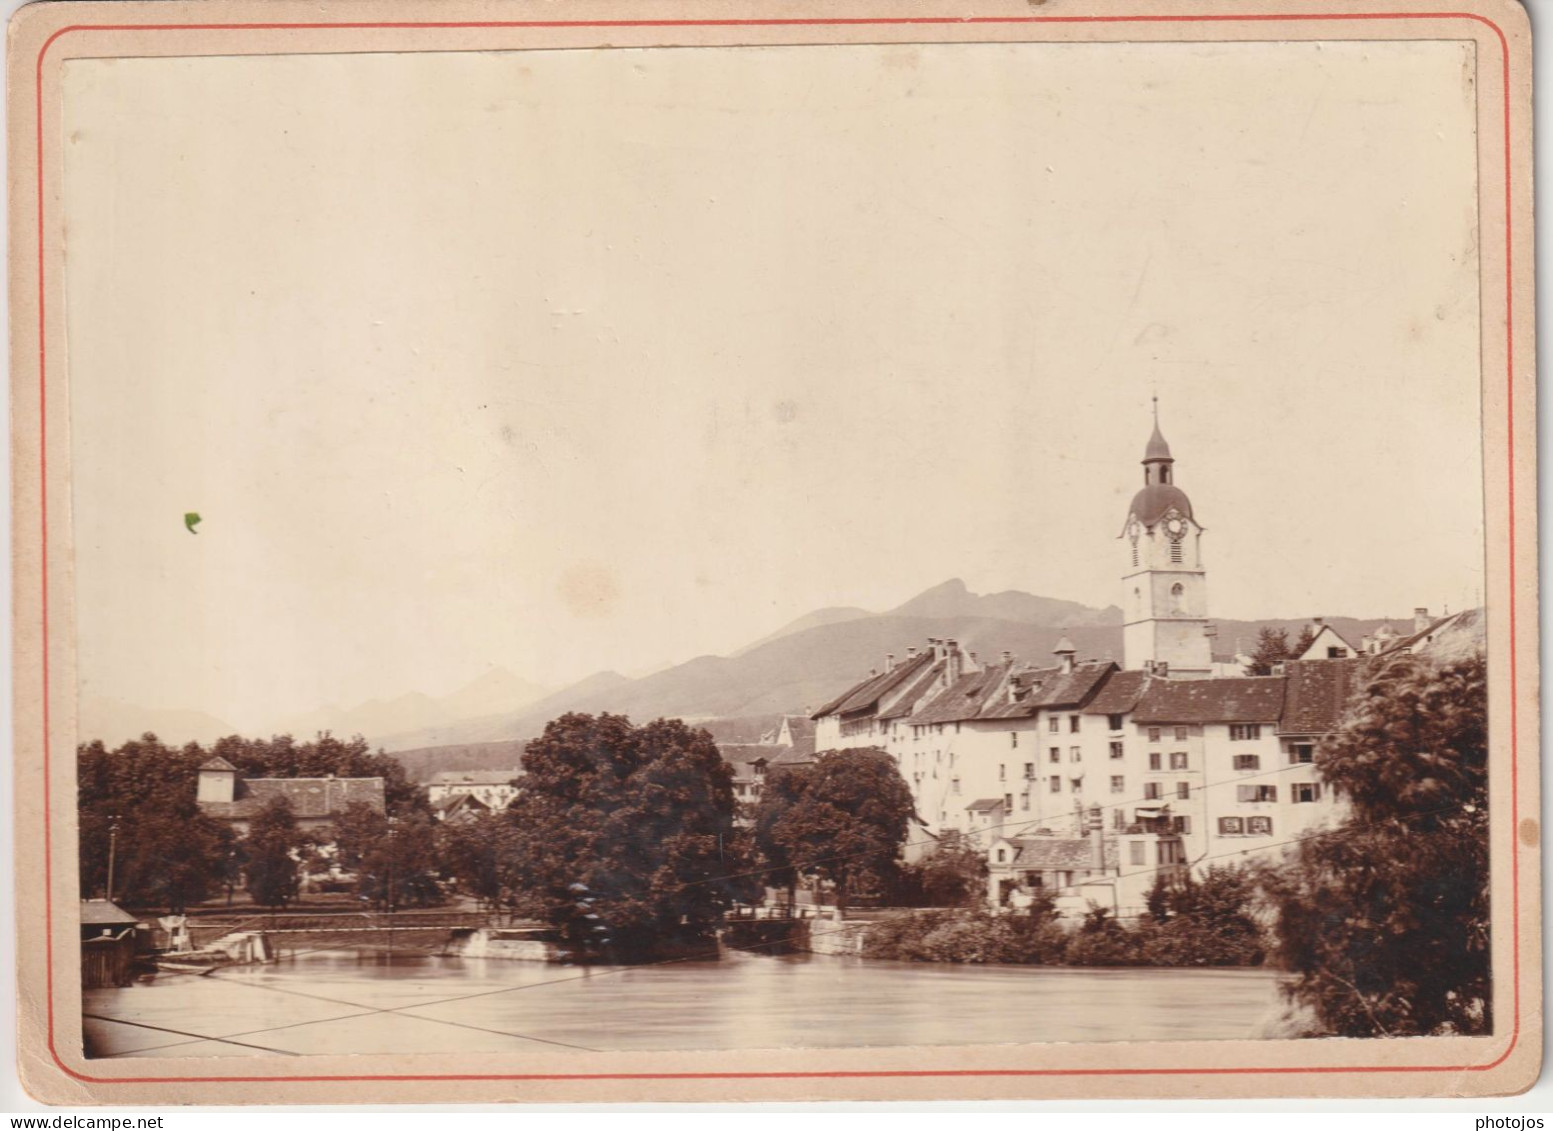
left=1001, top=650, right=1012, bottom=665
left=1313, top=616, right=1325, bottom=627
left=885, top=653, right=896, bottom=673
left=1271, top=662, right=1286, bottom=677
left=907, top=646, right=919, bottom=659
left=945, top=639, right=963, bottom=684
left=1414, top=607, right=1431, bottom=633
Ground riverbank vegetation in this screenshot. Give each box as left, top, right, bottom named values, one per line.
left=860, top=865, right=1266, bottom=968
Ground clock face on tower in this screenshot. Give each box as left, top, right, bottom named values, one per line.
left=1163, top=513, right=1187, bottom=540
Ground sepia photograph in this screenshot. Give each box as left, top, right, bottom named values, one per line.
left=9, top=0, right=1538, bottom=1104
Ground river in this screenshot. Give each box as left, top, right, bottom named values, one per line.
left=83, top=949, right=1286, bottom=1059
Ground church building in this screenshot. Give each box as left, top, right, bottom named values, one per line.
left=1121, top=404, right=1213, bottom=679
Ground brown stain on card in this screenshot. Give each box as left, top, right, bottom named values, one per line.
left=558, top=562, right=621, bottom=619
left=1519, top=817, right=1539, bottom=848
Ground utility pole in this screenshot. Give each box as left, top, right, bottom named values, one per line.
left=386, top=816, right=397, bottom=959
left=105, top=814, right=121, bottom=903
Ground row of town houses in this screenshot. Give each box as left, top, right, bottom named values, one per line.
left=806, top=409, right=1484, bottom=915
left=185, top=410, right=1483, bottom=917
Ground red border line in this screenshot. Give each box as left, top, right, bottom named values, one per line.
left=33, top=10, right=1521, bottom=1087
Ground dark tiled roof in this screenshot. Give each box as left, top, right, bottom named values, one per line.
left=1133, top=677, right=1285, bottom=724
left=201, top=777, right=386, bottom=821
left=781, top=716, right=816, bottom=741
left=1378, top=607, right=1486, bottom=659
left=878, top=663, right=949, bottom=720
left=979, top=662, right=1116, bottom=719
left=432, top=793, right=491, bottom=814
left=966, top=798, right=1005, bottom=812
left=199, top=756, right=238, bottom=772
left=1278, top=658, right=1368, bottom=735
left=1005, top=837, right=1097, bottom=870
left=429, top=769, right=521, bottom=786
left=719, top=744, right=782, bottom=768
left=811, top=651, right=935, bottom=719
left=1082, top=670, right=1151, bottom=716
left=911, top=664, right=1012, bottom=725
left=80, top=899, right=138, bottom=926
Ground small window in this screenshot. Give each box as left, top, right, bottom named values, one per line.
left=1070, top=746, right=1082, bottom=763
left=1129, top=842, right=1146, bottom=866
left=1148, top=752, right=1162, bottom=771
left=999, top=764, right=1006, bottom=781
left=1070, top=716, right=1081, bottom=733
left=1004, top=794, right=1013, bottom=812
left=1110, top=775, right=1124, bottom=793
left=1050, top=777, right=1061, bottom=794
left=1172, top=815, right=1191, bottom=835
left=951, top=777, right=961, bottom=795
left=1169, top=751, right=1188, bottom=770
left=1230, top=724, right=1263, bottom=741
left=1233, top=754, right=1260, bottom=771
left=1049, top=717, right=1060, bottom=733
left=1109, top=741, right=1124, bottom=759
left=1020, top=794, right=1030, bottom=811
left=996, top=848, right=1007, bottom=863
left=955, top=722, right=961, bottom=734
left=1108, top=714, right=1125, bottom=732
left=1294, top=783, right=1322, bottom=803
left=1290, top=744, right=1315, bottom=765
left=1218, top=816, right=1245, bottom=835
left=1010, top=732, right=1019, bottom=748
left=1144, top=782, right=1162, bottom=800
left=1237, top=784, right=1278, bottom=803
left=1024, top=763, right=1034, bottom=780
left=1070, top=778, right=1083, bottom=794
left=1176, top=782, right=1190, bottom=800
left=1049, top=747, right=1060, bottom=764
left=1327, top=646, right=1344, bottom=659
left=1173, top=726, right=1188, bottom=741
left=1148, top=727, right=1162, bottom=743
left=1247, top=816, right=1274, bottom=836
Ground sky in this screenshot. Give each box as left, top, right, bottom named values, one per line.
left=61, top=39, right=1485, bottom=732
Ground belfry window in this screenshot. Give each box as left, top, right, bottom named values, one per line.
left=1170, top=540, right=1183, bottom=564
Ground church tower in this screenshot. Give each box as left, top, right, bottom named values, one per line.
left=1121, top=403, right=1212, bottom=678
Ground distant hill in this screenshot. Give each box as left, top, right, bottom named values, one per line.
left=376, top=580, right=1418, bottom=759
left=78, top=698, right=238, bottom=750
left=377, top=670, right=630, bottom=751
left=82, top=578, right=1420, bottom=765
left=889, top=578, right=1122, bottom=627
left=386, top=714, right=788, bottom=782
left=731, top=606, right=872, bottom=656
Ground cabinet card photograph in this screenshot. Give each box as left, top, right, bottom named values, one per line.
left=8, top=0, right=1539, bottom=1104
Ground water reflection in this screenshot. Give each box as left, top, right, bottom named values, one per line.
left=83, top=948, right=1285, bottom=1058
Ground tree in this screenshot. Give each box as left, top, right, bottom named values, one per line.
left=1247, top=627, right=1291, bottom=676
left=437, top=812, right=525, bottom=911
left=334, top=806, right=444, bottom=909
left=77, top=735, right=236, bottom=912
left=1291, top=623, right=1318, bottom=659
left=1141, top=864, right=1266, bottom=967
left=244, top=797, right=306, bottom=909
left=901, top=830, right=987, bottom=907
left=754, top=747, right=916, bottom=911
left=1263, top=653, right=1489, bottom=1036
left=504, top=713, right=756, bottom=960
